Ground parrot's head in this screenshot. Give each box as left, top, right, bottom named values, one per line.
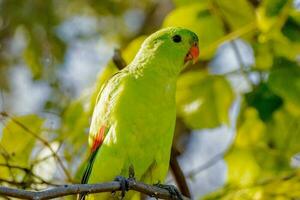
left=134, top=27, right=199, bottom=75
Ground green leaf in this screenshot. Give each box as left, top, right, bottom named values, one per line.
left=267, top=107, right=300, bottom=157
left=204, top=170, right=300, bottom=199
left=253, top=41, right=274, bottom=70
left=23, top=43, right=43, bottom=79
left=245, top=83, right=283, bottom=121
left=268, top=58, right=300, bottom=108
left=163, top=2, right=225, bottom=59
left=225, top=148, right=261, bottom=186
left=282, top=13, right=300, bottom=43
left=262, top=0, right=289, bottom=17
left=257, top=0, right=291, bottom=33
left=214, top=0, right=255, bottom=30
left=0, top=115, right=44, bottom=179
left=60, top=100, right=89, bottom=161
left=172, top=0, right=209, bottom=7
left=176, top=70, right=234, bottom=129
left=235, top=108, right=266, bottom=148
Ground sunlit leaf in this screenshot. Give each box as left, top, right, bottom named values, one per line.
left=0, top=115, right=44, bottom=179
left=225, top=148, right=261, bottom=186
left=235, top=108, right=266, bottom=148
left=262, top=0, right=289, bottom=17
left=257, top=0, right=291, bottom=33
left=204, top=171, right=300, bottom=199
left=253, top=42, right=274, bottom=70
left=263, top=173, right=300, bottom=199
left=214, top=0, right=255, bottom=30
left=163, top=2, right=225, bottom=59
left=176, top=70, right=234, bottom=129
left=272, top=32, right=300, bottom=60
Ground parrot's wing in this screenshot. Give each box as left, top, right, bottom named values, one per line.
left=78, top=79, right=113, bottom=200
left=80, top=71, right=125, bottom=186
left=95, top=71, right=122, bottom=105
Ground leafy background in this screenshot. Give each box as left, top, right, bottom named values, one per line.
left=0, top=0, right=300, bottom=199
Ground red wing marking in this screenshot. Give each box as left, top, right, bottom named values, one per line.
left=91, top=126, right=106, bottom=152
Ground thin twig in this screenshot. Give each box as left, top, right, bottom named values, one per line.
left=31, top=142, right=63, bottom=165
left=112, top=49, right=127, bottom=70
left=186, top=152, right=225, bottom=179
left=0, top=112, right=72, bottom=182
left=0, top=163, right=59, bottom=187
left=229, top=40, right=253, bottom=88
left=0, top=180, right=190, bottom=200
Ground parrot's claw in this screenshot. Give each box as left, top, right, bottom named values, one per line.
left=114, top=176, right=129, bottom=198
left=154, top=183, right=183, bottom=200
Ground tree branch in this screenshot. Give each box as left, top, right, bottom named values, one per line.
left=0, top=180, right=190, bottom=200
left=112, top=49, right=127, bottom=70
left=170, top=147, right=191, bottom=198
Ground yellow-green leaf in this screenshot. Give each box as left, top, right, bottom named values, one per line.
left=0, top=115, right=44, bottom=179
left=267, top=107, right=300, bottom=157
left=163, top=2, right=225, bottom=59
left=214, top=0, right=255, bottom=30
left=176, top=70, right=234, bottom=129
left=235, top=108, right=266, bottom=148
left=268, top=60, right=300, bottom=108
left=225, top=148, right=261, bottom=186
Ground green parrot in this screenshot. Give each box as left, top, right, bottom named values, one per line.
left=79, top=27, right=199, bottom=200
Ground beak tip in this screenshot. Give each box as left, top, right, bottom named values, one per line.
left=184, top=43, right=200, bottom=64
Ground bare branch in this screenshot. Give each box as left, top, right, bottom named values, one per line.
left=170, top=147, right=191, bottom=198
left=112, top=49, right=127, bottom=70
left=0, top=180, right=190, bottom=200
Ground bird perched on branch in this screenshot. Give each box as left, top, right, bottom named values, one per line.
left=79, top=27, right=199, bottom=200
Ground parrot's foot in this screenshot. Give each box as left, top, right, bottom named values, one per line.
left=114, top=176, right=130, bottom=198
left=154, top=183, right=183, bottom=200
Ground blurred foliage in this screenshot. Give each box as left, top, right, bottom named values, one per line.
left=0, top=0, right=300, bottom=199
left=0, top=115, right=44, bottom=183
left=176, top=70, right=234, bottom=129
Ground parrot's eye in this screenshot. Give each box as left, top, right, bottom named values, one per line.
left=172, top=35, right=182, bottom=43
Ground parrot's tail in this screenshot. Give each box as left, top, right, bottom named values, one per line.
left=77, top=148, right=100, bottom=200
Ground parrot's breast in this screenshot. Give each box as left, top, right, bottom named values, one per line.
left=88, top=71, right=177, bottom=195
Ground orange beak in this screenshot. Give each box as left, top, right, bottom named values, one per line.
left=184, top=43, right=199, bottom=64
